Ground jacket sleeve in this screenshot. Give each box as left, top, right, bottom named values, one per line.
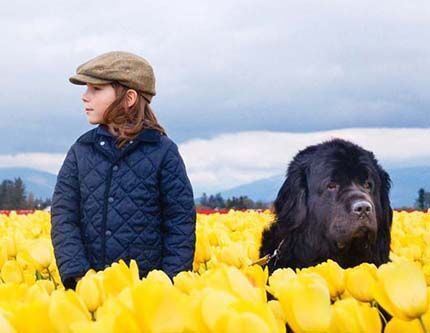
left=51, top=145, right=91, bottom=289
left=159, top=142, right=196, bottom=278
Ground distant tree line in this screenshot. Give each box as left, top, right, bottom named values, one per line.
left=199, top=188, right=430, bottom=211
left=0, top=178, right=51, bottom=210
left=416, top=188, right=430, bottom=210
left=198, top=193, right=269, bottom=210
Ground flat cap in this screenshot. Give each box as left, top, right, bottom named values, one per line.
left=69, top=51, right=156, bottom=102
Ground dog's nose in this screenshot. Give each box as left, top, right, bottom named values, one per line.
left=352, top=200, right=372, bottom=215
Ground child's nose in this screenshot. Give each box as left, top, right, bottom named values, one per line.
left=81, top=91, right=89, bottom=102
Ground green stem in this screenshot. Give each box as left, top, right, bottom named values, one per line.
left=47, top=269, right=58, bottom=289
left=419, top=316, right=428, bottom=333
left=374, top=304, right=388, bottom=327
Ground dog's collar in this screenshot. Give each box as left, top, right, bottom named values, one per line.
left=252, top=238, right=286, bottom=267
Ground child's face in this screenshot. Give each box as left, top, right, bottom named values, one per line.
left=81, top=83, right=116, bottom=125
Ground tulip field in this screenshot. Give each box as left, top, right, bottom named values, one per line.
left=0, top=210, right=430, bottom=332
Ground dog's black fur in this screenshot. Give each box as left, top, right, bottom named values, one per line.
left=260, top=139, right=392, bottom=273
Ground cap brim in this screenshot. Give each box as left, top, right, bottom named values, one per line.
left=69, top=74, right=112, bottom=85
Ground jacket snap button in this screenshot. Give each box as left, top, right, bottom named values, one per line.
left=113, top=165, right=119, bottom=171
left=108, top=197, right=114, bottom=203
left=129, top=140, right=134, bottom=144
left=105, top=230, right=112, bottom=236
left=100, top=141, right=105, bottom=146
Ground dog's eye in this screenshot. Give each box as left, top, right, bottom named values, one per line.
left=363, top=181, right=373, bottom=190
left=327, top=182, right=338, bottom=190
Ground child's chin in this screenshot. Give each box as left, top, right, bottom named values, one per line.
left=88, top=118, right=100, bottom=125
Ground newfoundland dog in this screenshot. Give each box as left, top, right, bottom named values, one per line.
left=260, top=138, right=392, bottom=272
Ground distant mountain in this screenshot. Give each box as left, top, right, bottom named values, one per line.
left=389, top=167, right=430, bottom=208
left=219, top=174, right=283, bottom=203
left=0, top=167, right=57, bottom=200
left=216, top=166, right=430, bottom=209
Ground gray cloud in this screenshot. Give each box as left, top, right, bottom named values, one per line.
left=1, top=0, right=430, bottom=154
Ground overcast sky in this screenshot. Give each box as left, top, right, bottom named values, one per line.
left=1, top=0, right=429, bottom=193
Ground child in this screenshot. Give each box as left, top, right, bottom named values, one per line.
left=51, top=51, right=196, bottom=289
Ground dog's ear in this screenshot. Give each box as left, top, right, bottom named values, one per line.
left=274, top=158, right=308, bottom=230
left=375, top=165, right=393, bottom=265
left=260, top=158, right=309, bottom=271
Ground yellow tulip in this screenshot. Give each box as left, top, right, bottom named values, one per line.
left=12, top=299, right=55, bottom=333
left=145, top=269, right=172, bottom=286
left=35, top=279, right=55, bottom=295
left=344, top=263, right=378, bottom=302
left=219, top=243, right=247, bottom=268
left=223, top=266, right=263, bottom=302
left=194, top=230, right=212, bottom=263
left=328, top=298, right=381, bottom=333
left=228, top=299, right=285, bottom=333
left=49, top=290, right=91, bottom=333
left=268, top=300, right=287, bottom=324
left=302, top=259, right=345, bottom=300
left=208, top=230, right=219, bottom=246
left=0, top=283, right=27, bottom=306
left=132, top=275, right=187, bottom=333
left=22, top=268, right=37, bottom=285
left=76, top=269, right=104, bottom=313
left=423, top=264, right=430, bottom=285
left=182, top=292, right=209, bottom=333
left=94, top=297, right=139, bottom=332
left=0, top=311, right=16, bottom=333
left=173, top=270, right=204, bottom=294
left=0, top=239, right=9, bottom=268
left=384, top=318, right=425, bottom=333
left=242, top=264, right=269, bottom=302
left=5, top=235, right=17, bottom=258
left=419, top=288, right=430, bottom=333
left=202, top=266, right=262, bottom=303
left=242, top=264, right=269, bottom=289
left=70, top=317, right=115, bottom=333
left=102, top=260, right=140, bottom=297
left=374, top=260, right=428, bottom=321
left=277, top=272, right=331, bottom=333
left=19, top=238, right=53, bottom=273
left=111, top=305, right=140, bottom=333
left=267, top=268, right=296, bottom=299
left=216, top=311, right=272, bottom=333
left=200, top=288, right=237, bottom=332
left=15, top=251, right=34, bottom=271
left=27, top=238, right=53, bottom=270
left=24, top=283, right=50, bottom=304
left=1, top=260, right=24, bottom=284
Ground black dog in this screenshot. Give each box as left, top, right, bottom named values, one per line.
left=260, top=138, right=392, bottom=273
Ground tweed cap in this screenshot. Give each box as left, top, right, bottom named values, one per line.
left=69, top=51, right=156, bottom=102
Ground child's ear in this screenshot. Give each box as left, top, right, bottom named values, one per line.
left=126, top=89, right=138, bottom=108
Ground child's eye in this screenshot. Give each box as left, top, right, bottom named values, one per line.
left=93, top=87, right=101, bottom=91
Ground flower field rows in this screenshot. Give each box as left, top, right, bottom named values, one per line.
left=0, top=210, right=429, bottom=332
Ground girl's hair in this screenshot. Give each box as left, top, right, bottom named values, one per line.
left=102, top=82, right=166, bottom=148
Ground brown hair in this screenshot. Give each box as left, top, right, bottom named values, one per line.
left=102, top=82, right=166, bottom=148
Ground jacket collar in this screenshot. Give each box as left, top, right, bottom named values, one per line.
left=77, top=125, right=162, bottom=144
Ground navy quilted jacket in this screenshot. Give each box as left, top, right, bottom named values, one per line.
left=51, top=125, right=196, bottom=289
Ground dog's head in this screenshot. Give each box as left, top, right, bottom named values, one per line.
left=274, top=139, right=392, bottom=268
